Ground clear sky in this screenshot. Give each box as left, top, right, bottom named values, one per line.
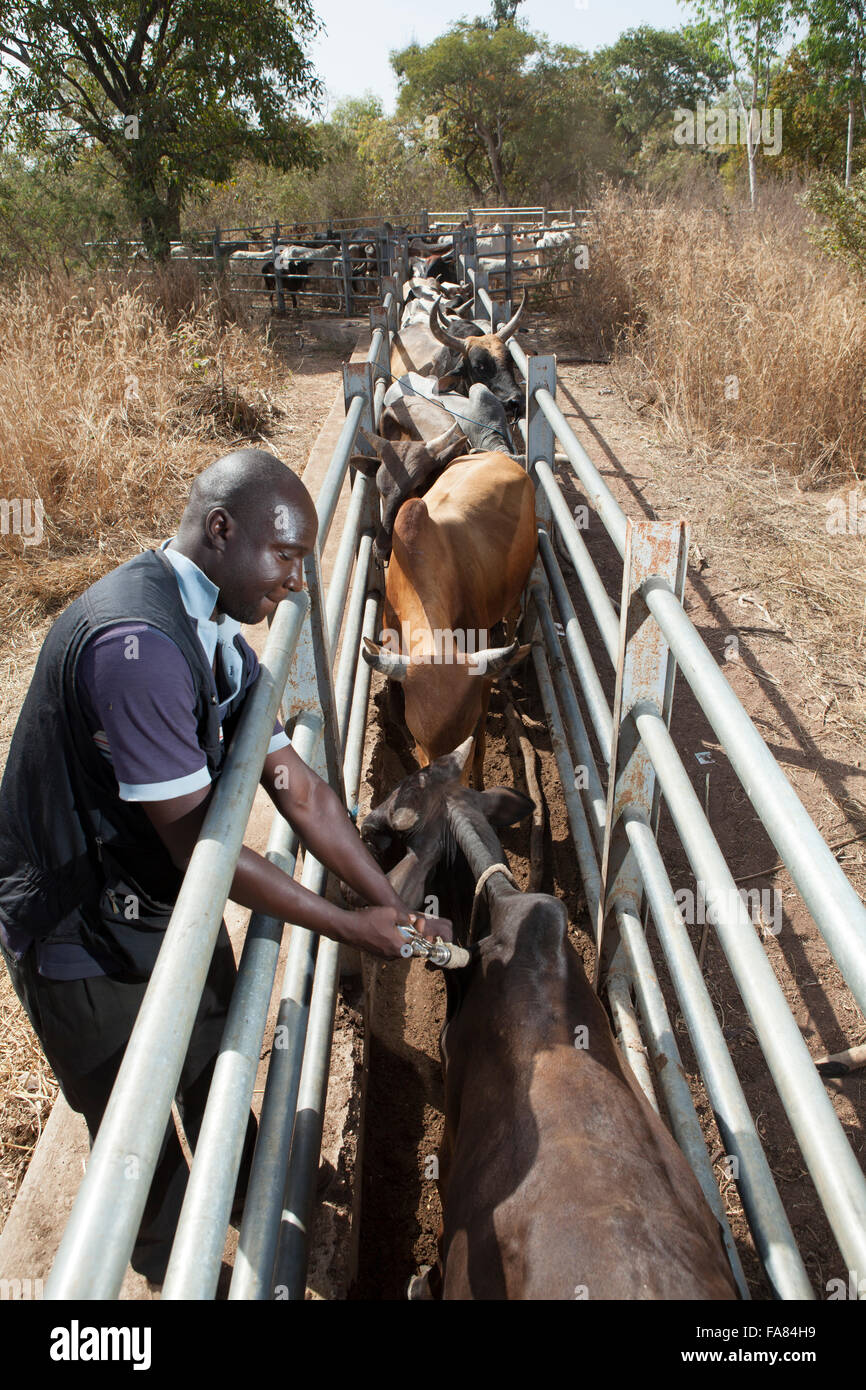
left=307, top=0, right=689, bottom=114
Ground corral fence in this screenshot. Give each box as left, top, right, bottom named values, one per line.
left=85, top=205, right=589, bottom=314
left=43, top=229, right=866, bottom=1301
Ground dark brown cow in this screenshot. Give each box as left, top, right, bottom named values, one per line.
left=360, top=744, right=740, bottom=1302
left=351, top=423, right=468, bottom=561
left=428, top=291, right=527, bottom=414
left=390, top=292, right=526, bottom=413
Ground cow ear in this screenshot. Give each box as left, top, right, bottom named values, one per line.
left=477, top=788, right=535, bottom=827
left=350, top=453, right=380, bottom=478
left=356, top=428, right=389, bottom=458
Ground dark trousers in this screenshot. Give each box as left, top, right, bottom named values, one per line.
left=1, top=923, right=258, bottom=1284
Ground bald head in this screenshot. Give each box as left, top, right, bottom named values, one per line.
left=171, top=448, right=319, bottom=625
left=179, top=448, right=316, bottom=540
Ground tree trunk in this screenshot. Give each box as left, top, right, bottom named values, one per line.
left=138, top=181, right=182, bottom=261
left=846, top=93, right=855, bottom=187
left=479, top=124, right=509, bottom=205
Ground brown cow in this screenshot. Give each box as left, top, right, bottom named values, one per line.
left=360, top=743, right=741, bottom=1302
left=362, top=452, right=536, bottom=785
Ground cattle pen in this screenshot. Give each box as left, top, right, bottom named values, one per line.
left=33, top=226, right=866, bottom=1302
left=87, top=205, right=587, bottom=316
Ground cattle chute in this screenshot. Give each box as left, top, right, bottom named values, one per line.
left=42, top=217, right=866, bottom=1304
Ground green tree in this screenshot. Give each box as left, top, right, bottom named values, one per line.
left=683, top=0, right=794, bottom=206
left=795, top=0, right=866, bottom=185
left=392, top=21, right=539, bottom=205
left=805, top=168, right=866, bottom=271
left=0, top=1, right=323, bottom=256
left=490, top=0, right=524, bottom=26
left=768, top=44, right=854, bottom=176
left=508, top=45, right=626, bottom=202
left=599, top=25, right=728, bottom=156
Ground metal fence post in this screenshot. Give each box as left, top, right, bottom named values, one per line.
left=525, top=355, right=556, bottom=532
left=272, top=220, right=286, bottom=316
left=595, top=518, right=689, bottom=985
left=504, top=221, right=514, bottom=307
left=342, top=361, right=376, bottom=441
left=381, top=274, right=400, bottom=333
left=340, top=231, right=354, bottom=317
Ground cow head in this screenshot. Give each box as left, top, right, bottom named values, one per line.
left=361, top=633, right=531, bottom=774
left=359, top=738, right=533, bottom=917
left=429, top=292, right=527, bottom=416
left=350, top=423, right=468, bottom=561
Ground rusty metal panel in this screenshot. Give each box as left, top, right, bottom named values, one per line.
left=596, top=517, right=689, bottom=982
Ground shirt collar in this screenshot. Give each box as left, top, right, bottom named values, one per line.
left=159, top=538, right=242, bottom=649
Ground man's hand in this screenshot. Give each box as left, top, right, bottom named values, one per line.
left=347, top=906, right=453, bottom=960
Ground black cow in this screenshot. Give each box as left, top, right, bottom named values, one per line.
left=359, top=743, right=740, bottom=1302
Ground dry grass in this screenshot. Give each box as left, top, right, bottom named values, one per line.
left=0, top=265, right=296, bottom=1227
left=564, top=184, right=866, bottom=483
left=0, top=268, right=287, bottom=647
left=559, top=185, right=866, bottom=740
left=0, top=969, right=58, bottom=1229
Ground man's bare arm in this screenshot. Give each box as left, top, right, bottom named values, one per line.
left=140, top=754, right=451, bottom=957
left=140, top=785, right=413, bottom=958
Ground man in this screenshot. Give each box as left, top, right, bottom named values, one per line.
left=0, top=447, right=449, bottom=1284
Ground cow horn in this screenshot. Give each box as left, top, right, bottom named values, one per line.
left=451, top=735, right=475, bottom=770
left=426, top=421, right=465, bottom=456
left=362, top=636, right=408, bottom=682
left=468, top=639, right=529, bottom=675
left=429, top=296, right=469, bottom=354
left=356, top=428, right=388, bottom=458
left=496, top=290, right=527, bottom=342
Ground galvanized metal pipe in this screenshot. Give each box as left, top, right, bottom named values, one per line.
left=230, top=544, right=365, bottom=1300
left=45, top=591, right=310, bottom=1300
left=533, top=461, right=620, bottom=663
left=531, top=578, right=816, bottom=1296
left=643, top=580, right=866, bottom=1017
left=228, top=863, right=326, bottom=1299
left=268, top=542, right=377, bottom=1297
left=528, top=628, right=747, bottom=1294
left=606, top=962, right=659, bottom=1113
left=523, top=365, right=866, bottom=1019
left=316, top=394, right=365, bottom=551
left=344, top=591, right=382, bottom=822
left=633, top=701, right=866, bottom=1278
left=622, top=808, right=813, bottom=1300
left=272, top=936, right=342, bottom=1299
left=537, top=528, right=613, bottom=762
left=161, top=803, right=303, bottom=1300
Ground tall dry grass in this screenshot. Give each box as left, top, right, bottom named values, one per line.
left=562, top=185, right=866, bottom=739
left=0, top=268, right=285, bottom=643
left=565, top=185, right=866, bottom=483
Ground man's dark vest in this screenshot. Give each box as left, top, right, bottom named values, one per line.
left=0, top=548, right=249, bottom=975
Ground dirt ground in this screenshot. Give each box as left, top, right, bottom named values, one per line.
left=2, top=306, right=864, bottom=1302
left=351, top=313, right=866, bottom=1301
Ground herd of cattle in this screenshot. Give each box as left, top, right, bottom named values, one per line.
left=164, top=221, right=577, bottom=309
left=349, top=258, right=740, bottom=1300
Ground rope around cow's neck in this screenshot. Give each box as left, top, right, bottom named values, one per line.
left=468, top=861, right=518, bottom=944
